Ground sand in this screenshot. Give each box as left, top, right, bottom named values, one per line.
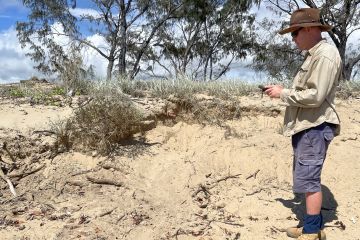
left=0, top=93, right=359, bottom=240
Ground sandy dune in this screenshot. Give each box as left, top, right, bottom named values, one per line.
left=0, top=94, right=359, bottom=239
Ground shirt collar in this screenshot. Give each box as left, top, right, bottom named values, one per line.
left=307, top=39, right=326, bottom=56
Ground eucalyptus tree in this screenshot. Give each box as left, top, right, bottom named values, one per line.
left=145, top=0, right=261, bottom=81
left=253, top=0, right=360, bottom=81
left=17, top=0, right=183, bottom=81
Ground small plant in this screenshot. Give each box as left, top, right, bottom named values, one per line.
left=51, top=86, right=66, bottom=96
left=9, top=87, right=26, bottom=98
left=50, top=119, right=74, bottom=151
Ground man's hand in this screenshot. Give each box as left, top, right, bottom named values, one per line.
left=264, top=85, right=283, bottom=98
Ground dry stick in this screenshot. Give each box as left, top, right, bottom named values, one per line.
left=192, top=173, right=242, bottom=198
left=0, top=168, right=17, bottom=197
left=214, top=173, right=242, bottom=184
left=2, top=142, right=16, bottom=162
left=246, top=189, right=263, bottom=196
left=8, top=164, right=45, bottom=180
left=98, top=207, right=117, bottom=218
left=65, top=180, right=89, bottom=187
left=246, top=169, right=260, bottom=180
left=116, top=213, right=126, bottom=224
left=214, top=220, right=244, bottom=227
left=86, top=175, right=123, bottom=187
left=32, top=130, right=56, bottom=135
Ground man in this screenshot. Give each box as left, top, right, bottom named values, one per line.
left=264, top=8, right=342, bottom=240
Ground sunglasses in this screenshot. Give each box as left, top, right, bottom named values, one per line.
left=291, top=28, right=303, bottom=38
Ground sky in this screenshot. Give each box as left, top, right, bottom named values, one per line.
left=0, top=1, right=277, bottom=84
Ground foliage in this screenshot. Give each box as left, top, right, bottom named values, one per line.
left=0, top=83, right=66, bottom=106
left=336, top=80, right=360, bottom=99
left=8, top=87, right=26, bottom=98
left=251, top=17, right=304, bottom=81
left=58, top=43, right=93, bottom=95
left=254, top=0, right=360, bottom=81
left=17, top=0, right=262, bottom=81
left=144, top=0, right=261, bottom=81
left=17, top=0, right=77, bottom=75
left=17, top=0, right=184, bottom=81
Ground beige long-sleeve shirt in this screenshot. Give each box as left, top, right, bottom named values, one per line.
left=280, top=40, right=342, bottom=137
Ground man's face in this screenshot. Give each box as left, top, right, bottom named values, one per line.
left=291, top=27, right=308, bottom=50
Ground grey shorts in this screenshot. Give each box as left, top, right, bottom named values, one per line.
left=291, top=123, right=335, bottom=193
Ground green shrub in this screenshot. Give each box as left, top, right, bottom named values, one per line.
left=9, top=87, right=26, bottom=98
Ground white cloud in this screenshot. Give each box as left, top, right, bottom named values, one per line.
left=81, top=34, right=109, bottom=78
left=69, top=8, right=100, bottom=18
left=0, top=23, right=111, bottom=84
left=0, top=27, right=42, bottom=83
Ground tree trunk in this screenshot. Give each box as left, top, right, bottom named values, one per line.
left=118, top=0, right=127, bottom=78
left=107, top=59, right=114, bottom=81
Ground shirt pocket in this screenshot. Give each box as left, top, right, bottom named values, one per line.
left=294, top=59, right=311, bottom=90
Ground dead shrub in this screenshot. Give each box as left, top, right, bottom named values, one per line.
left=51, top=119, right=74, bottom=152
left=54, top=92, right=144, bottom=154
left=170, top=95, right=242, bottom=126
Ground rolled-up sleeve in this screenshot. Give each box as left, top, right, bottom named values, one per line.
left=280, top=57, right=337, bottom=108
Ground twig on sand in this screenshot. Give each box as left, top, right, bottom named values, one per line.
left=246, top=189, right=263, bottom=196
left=98, top=207, right=117, bottom=218
left=214, top=173, right=242, bottom=184
left=86, top=175, right=123, bottom=187
left=192, top=184, right=211, bottom=198
left=8, top=164, right=45, bottom=180
left=2, top=142, right=16, bottom=162
left=0, top=193, right=26, bottom=204
left=32, top=130, right=56, bottom=136
left=214, top=220, right=244, bottom=227
left=0, top=168, right=17, bottom=197
left=325, top=221, right=346, bottom=230
left=246, top=169, right=260, bottom=180
left=65, top=180, right=89, bottom=187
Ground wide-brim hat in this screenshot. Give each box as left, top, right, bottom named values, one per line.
left=279, top=8, right=332, bottom=35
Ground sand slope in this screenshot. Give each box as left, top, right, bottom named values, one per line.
left=0, top=95, right=359, bottom=240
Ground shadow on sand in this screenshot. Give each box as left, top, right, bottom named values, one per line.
left=275, top=184, right=338, bottom=227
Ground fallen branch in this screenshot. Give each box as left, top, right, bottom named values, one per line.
left=246, top=169, right=260, bottom=180
left=325, top=221, right=346, bottom=230
left=65, top=180, right=89, bottom=187
left=116, top=213, right=126, bottom=223
left=246, top=189, right=263, bottom=196
left=86, top=175, right=123, bottom=187
left=8, top=164, right=45, bottom=180
left=0, top=168, right=17, bottom=197
left=192, top=184, right=211, bottom=198
left=32, top=130, right=56, bottom=136
left=2, top=142, right=16, bottom=162
left=0, top=193, right=26, bottom=204
left=98, top=207, right=117, bottom=218
left=101, top=163, right=122, bottom=172
left=214, top=173, right=242, bottom=184
left=214, top=220, right=244, bottom=227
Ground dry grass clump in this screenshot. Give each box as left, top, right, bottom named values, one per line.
left=53, top=89, right=144, bottom=155
left=170, top=95, right=243, bottom=125
left=337, top=80, right=360, bottom=99
left=117, top=77, right=256, bottom=99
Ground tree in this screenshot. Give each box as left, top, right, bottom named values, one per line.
left=253, top=0, right=360, bottom=81
left=17, top=0, right=183, bottom=81
left=143, top=0, right=261, bottom=81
